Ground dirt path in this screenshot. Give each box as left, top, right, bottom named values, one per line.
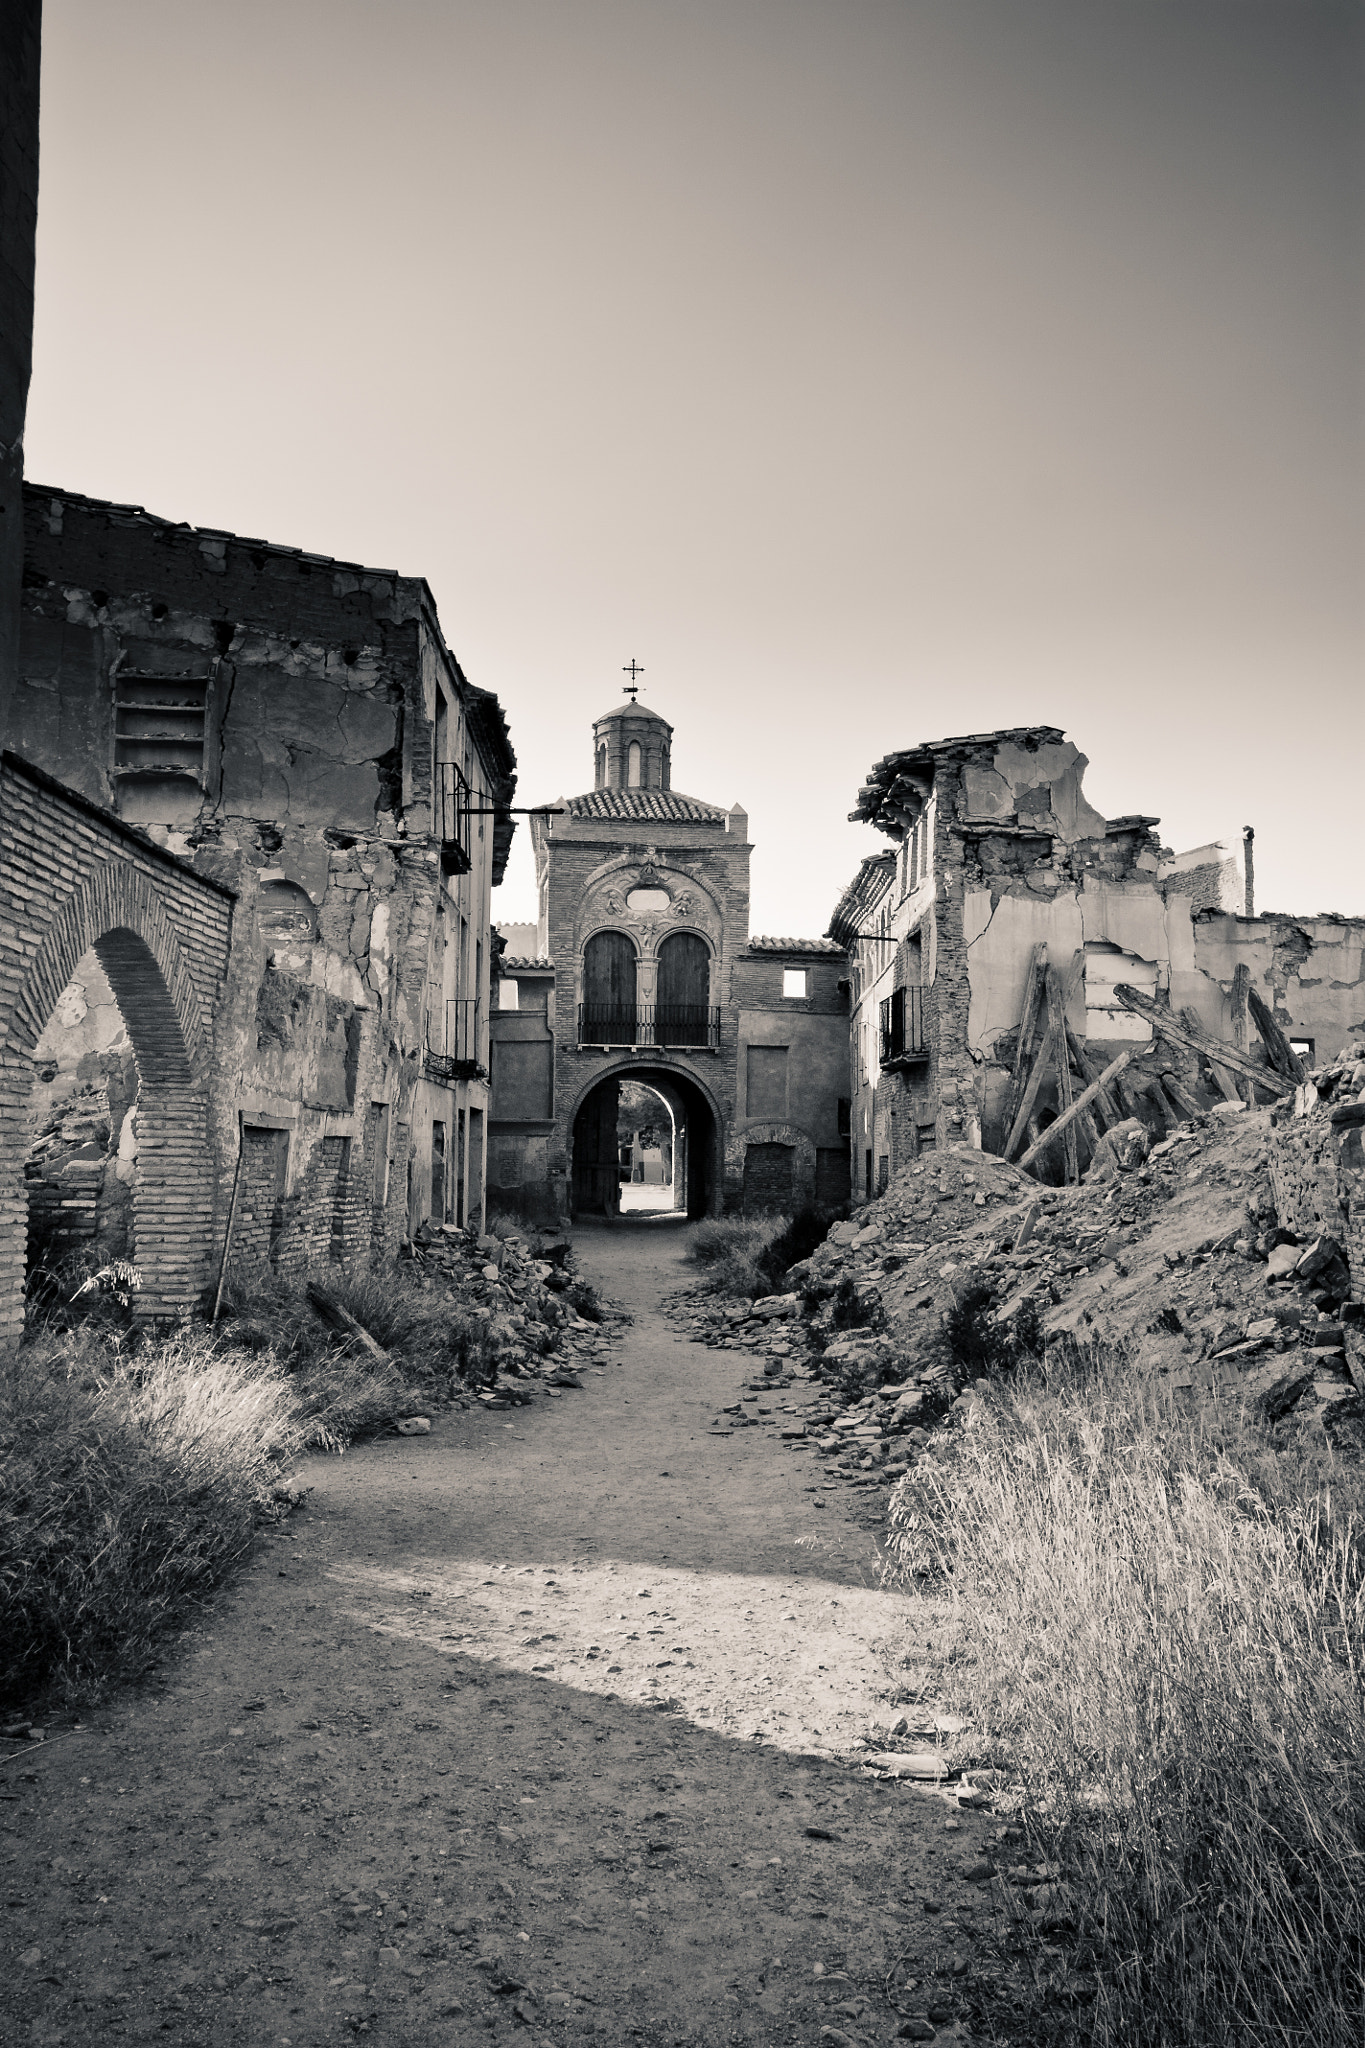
left=5, top=1225, right=1000, bottom=2048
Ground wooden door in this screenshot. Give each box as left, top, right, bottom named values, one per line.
left=656, top=932, right=710, bottom=1046
left=572, top=1079, right=622, bottom=1214
left=582, top=930, right=637, bottom=1044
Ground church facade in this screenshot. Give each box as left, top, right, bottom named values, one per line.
left=488, top=700, right=849, bottom=1222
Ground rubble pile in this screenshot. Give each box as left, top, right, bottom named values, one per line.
left=670, top=1047, right=1365, bottom=1499
left=401, top=1223, right=629, bottom=1411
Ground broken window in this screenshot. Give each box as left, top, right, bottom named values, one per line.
left=112, top=654, right=211, bottom=825
left=431, top=1120, right=447, bottom=1223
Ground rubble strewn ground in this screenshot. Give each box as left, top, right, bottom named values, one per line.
left=669, top=1089, right=1363, bottom=1512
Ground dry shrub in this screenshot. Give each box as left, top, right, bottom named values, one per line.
left=686, top=1215, right=785, bottom=1298
left=0, top=1328, right=305, bottom=1703
left=888, top=1343, right=1365, bottom=2048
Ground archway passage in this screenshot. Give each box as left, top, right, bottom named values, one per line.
left=571, top=1066, right=718, bottom=1220
left=616, top=1080, right=676, bottom=1214
left=0, top=758, right=234, bottom=1338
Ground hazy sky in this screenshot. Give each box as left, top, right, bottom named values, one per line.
left=26, top=0, right=1364, bottom=929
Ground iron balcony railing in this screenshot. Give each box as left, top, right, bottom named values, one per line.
left=879, top=986, right=927, bottom=1066
left=424, top=997, right=485, bottom=1081
left=436, top=761, right=472, bottom=875
left=578, top=1003, right=720, bottom=1050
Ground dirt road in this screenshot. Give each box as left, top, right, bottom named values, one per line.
left=4, top=1224, right=998, bottom=2047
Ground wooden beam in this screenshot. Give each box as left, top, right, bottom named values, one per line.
left=1046, top=964, right=1079, bottom=1183
left=1231, top=963, right=1256, bottom=1107
left=1066, top=1021, right=1122, bottom=1129
left=1004, top=943, right=1048, bottom=1134
left=1182, top=1004, right=1241, bottom=1105
left=1247, top=986, right=1307, bottom=1084
left=1110, top=984, right=1294, bottom=1096
left=1003, top=1019, right=1059, bottom=1160
left=1160, top=1070, right=1205, bottom=1122
left=1018, top=1050, right=1134, bottom=1171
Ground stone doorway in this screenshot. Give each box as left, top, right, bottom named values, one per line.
left=571, top=1066, right=718, bottom=1220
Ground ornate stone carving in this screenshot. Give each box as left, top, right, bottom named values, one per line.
left=669, top=891, right=696, bottom=919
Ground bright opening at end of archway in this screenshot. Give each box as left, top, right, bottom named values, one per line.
left=328, top=1558, right=936, bottom=1761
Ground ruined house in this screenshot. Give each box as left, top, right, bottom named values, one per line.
left=832, top=726, right=1365, bottom=1192
left=0, top=482, right=514, bottom=1331
left=487, top=699, right=849, bottom=1221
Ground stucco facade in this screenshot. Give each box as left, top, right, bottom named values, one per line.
left=834, top=728, right=1365, bottom=1192
left=4, top=484, right=515, bottom=1306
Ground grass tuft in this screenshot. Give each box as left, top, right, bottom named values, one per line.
left=887, top=1343, right=1365, bottom=2048
left=0, top=1328, right=316, bottom=1704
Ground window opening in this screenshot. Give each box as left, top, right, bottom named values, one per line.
left=782, top=968, right=807, bottom=999
left=627, top=739, right=642, bottom=788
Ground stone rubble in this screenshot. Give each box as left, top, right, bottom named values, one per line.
left=668, top=1044, right=1365, bottom=1512
left=400, top=1222, right=630, bottom=1410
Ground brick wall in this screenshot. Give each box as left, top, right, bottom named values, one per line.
left=0, top=753, right=235, bottom=1337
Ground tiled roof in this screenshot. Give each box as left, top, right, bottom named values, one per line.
left=748, top=936, right=846, bottom=955
left=501, top=956, right=554, bottom=970
left=564, top=788, right=728, bottom=824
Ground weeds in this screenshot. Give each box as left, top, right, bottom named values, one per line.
left=887, top=1344, right=1365, bottom=2048
left=0, top=1329, right=315, bottom=1704
left=686, top=1215, right=785, bottom=1298
left=942, top=1273, right=1044, bottom=1378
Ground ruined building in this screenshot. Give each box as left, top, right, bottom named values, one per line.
left=833, top=726, right=1365, bottom=1193
left=0, top=482, right=514, bottom=1334
left=487, top=699, right=849, bottom=1221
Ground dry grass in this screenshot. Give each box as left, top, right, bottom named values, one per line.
left=887, top=1344, right=1365, bottom=2048
left=686, top=1215, right=785, bottom=1297
left=0, top=1327, right=322, bottom=1704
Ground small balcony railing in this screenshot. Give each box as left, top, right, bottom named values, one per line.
left=578, top=1003, right=720, bottom=1050
left=879, top=986, right=927, bottom=1066
left=425, top=997, right=485, bottom=1081
left=436, top=762, right=472, bottom=875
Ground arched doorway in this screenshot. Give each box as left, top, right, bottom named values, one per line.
left=1, top=848, right=226, bottom=1336
left=581, top=929, right=637, bottom=1046
left=570, top=1064, right=719, bottom=1220
left=656, top=931, right=711, bottom=1047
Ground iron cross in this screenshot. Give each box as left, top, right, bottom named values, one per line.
left=622, top=659, right=645, bottom=702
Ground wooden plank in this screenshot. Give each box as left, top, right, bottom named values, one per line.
left=1160, top=1071, right=1205, bottom=1122
left=1110, top=984, right=1294, bottom=1096
left=1066, top=1022, right=1121, bottom=1129
left=1004, top=943, right=1048, bottom=1134
left=1003, top=1019, right=1058, bottom=1161
left=1231, top=963, right=1256, bottom=1107
left=1046, top=965, right=1079, bottom=1183
left=307, top=1283, right=393, bottom=1365
left=1018, top=1050, right=1134, bottom=1171
left=1182, top=1004, right=1241, bottom=1105
left=1247, top=986, right=1308, bottom=1084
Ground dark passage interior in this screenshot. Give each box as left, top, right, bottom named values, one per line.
left=571, top=1068, right=716, bottom=1219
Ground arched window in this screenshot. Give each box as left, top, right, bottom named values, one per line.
left=660, top=744, right=670, bottom=790
left=656, top=931, right=712, bottom=1046
left=627, top=739, right=642, bottom=788
left=595, top=742, right=607, bottom=788
left=581, top=930, right=638, bottom=1044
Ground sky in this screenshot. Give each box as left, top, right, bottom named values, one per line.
left=25, top=0, right=1365, bottom=930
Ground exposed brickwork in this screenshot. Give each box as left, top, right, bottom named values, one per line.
left=0, top=753, right=234, bottom=1335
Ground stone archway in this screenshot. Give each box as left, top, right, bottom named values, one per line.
left=568, top=1060, right=722, bottom=1220
left=0, top=756, right=235, bottom=1337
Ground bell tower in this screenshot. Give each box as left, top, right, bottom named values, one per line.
left=592, top=703, right=673, bottom=792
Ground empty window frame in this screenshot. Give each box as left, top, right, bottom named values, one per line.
left=782, top=968, right=807, bottom=998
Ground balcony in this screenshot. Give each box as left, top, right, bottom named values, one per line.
left=425, top=997, right=485, bottom=1082
left=879, top=986, right=927, bottom=1067
left=578, top=1003, right=721, bottom=1051
left=436, top=761, right=472, bottom=875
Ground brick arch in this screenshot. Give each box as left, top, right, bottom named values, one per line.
left=0, top=759, right=236, bottom=1337
left=11, top=862, right=209, bottom=1076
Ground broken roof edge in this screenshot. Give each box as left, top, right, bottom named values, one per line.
left=747, top=936, right=846, bottom=955
left=825, top=851, right=897, bottom=945
left=852, top=725, right=1072, bottom=836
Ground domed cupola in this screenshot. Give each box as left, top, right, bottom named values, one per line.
left=592, top=701, right=673, bottom=793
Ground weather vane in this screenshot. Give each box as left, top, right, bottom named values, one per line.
left=622, top=659, right=645, bottom=704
